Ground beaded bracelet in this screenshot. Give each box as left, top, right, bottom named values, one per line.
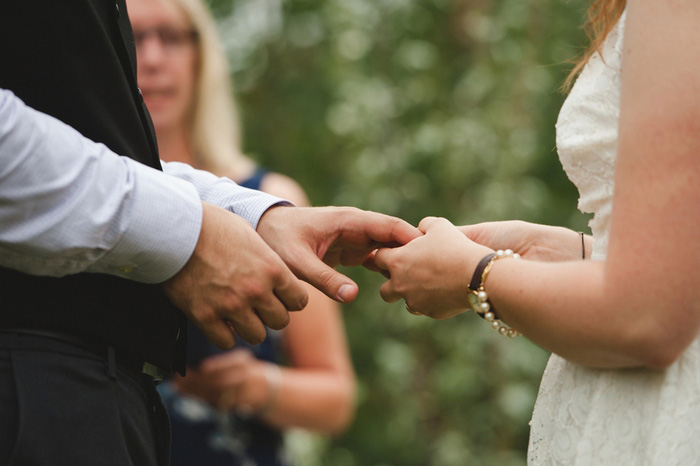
left=466, top=249, right=521, bottom=338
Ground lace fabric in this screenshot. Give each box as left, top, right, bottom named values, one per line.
left=528, top=10, right=700, bottom=465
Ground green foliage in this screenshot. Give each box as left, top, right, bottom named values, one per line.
left=210, top=0, right=591, bottom=463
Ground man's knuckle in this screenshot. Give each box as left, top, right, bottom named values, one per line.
left=267, top=312, right=290, bottom=330
left=267, top=265, right=284, bottom=283
left=220, top=292, right=242, bottom=311
left=244, top=282, right=267, bottom=302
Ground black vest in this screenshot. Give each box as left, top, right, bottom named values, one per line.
left=0, top=0, right=186, bottom=372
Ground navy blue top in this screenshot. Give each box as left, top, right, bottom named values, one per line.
left=238, top=168, right=267, bottom=191
left=160, top=168, right=289, bottom=466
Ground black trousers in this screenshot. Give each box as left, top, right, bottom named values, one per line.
left=0, top=331, right=170, bottom=466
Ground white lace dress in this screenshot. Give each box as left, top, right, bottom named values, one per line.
left=527, top=11, right=700, bottom=465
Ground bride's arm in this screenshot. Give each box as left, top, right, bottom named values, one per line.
left=458, top=221, right=592, bottom=262
left=375, top=0, right=700, bottom=369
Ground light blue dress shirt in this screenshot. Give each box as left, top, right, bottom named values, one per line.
left=0, top=89, right=286, bottom=284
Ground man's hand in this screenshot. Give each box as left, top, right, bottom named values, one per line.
left=256, top=206, right=422, bottom=303
left=163, top=202, right=308, bottom=349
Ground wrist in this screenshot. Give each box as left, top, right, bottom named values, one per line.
left=257, top=363, right=283, bottom=416
left=577, top=231, right=591, bottom=260
left=257, top=203, right=294, bottom=231
left=466, top=249, right=521, bottom=337
left=578, top=231, right=586, bottom=259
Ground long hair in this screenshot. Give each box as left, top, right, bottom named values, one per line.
left=172, top=0, right=251, bottom=173
left=563, top=0, right=627, bottom=91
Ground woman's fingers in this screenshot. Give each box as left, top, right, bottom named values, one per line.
left=372, top=247, right=394, bottom=272
left=418, top=216, right=454, bottom=234
left=372, top=248, right=403, bottom=302
left=379, top=278, right=402, bottom=303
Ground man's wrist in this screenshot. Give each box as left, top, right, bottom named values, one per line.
left=256, top=202, right=294, bottom=230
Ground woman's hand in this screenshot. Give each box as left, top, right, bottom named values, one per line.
left=172, top=349, right=277, bottom=415
left=373, top=217, right=492, bottom=319
left=373, top=218, right=588, bottom=319
left=459, top=220, right=588, bottom=261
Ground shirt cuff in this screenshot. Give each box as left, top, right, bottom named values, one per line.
left=91, top=161, right=203, bottom=284
left=162, top=160, right=292, bottom=229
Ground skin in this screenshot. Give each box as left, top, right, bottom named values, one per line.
left=163, top=202, right=307, bottom=348
left=374, top=0, right=700, bottom=370
left=171, top=188, right=358, bottom=433
left=127, top=0, right=197, bottom=142
left=127, top=0, right=420, bottom=351
left=128, top=0, right=417, bottom=432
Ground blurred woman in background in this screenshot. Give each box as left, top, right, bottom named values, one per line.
left=126, top=0, right=356, bottom=464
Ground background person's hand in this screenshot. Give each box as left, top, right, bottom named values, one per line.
left=373, top=216, right=492, bottom=319
left=172, top=349, right=273, bottom=414
left=163, top=202, right=308, bottom=348
left=256, top=206, right=422, bottom=303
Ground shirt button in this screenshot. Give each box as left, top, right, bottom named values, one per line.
left=137, top=88, right=144, bottom=101
left=115, top=3, right=120, bottom=18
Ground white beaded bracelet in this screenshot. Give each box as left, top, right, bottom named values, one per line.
left=467, top=249, right=521, bottom=338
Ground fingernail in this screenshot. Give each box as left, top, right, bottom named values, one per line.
left=337, top=284, right=353, bottom=303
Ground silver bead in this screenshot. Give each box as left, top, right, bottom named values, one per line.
left=484, top=312, right=495, bottom=322
left=491, top=321, right=500, bottom=330
left=504, top=249, right=514, bottom=256
left=479, top=302, right=490, bottom=313
left=498, top=326, right=508, bottom=336
left=477, top=290, right=488, bottom=302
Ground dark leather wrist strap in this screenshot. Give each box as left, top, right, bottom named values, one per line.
left=468, top=252, right=497, bottom=292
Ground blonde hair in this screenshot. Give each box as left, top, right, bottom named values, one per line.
left=563, top=0, right=627, bottom=91
left=172, top=0, right=251, bottom=173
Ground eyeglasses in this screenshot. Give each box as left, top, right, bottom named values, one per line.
left=133, top=27, right=199, bottom=52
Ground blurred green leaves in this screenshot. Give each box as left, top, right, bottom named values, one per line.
left=209, top=0, right=591, bottom=463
